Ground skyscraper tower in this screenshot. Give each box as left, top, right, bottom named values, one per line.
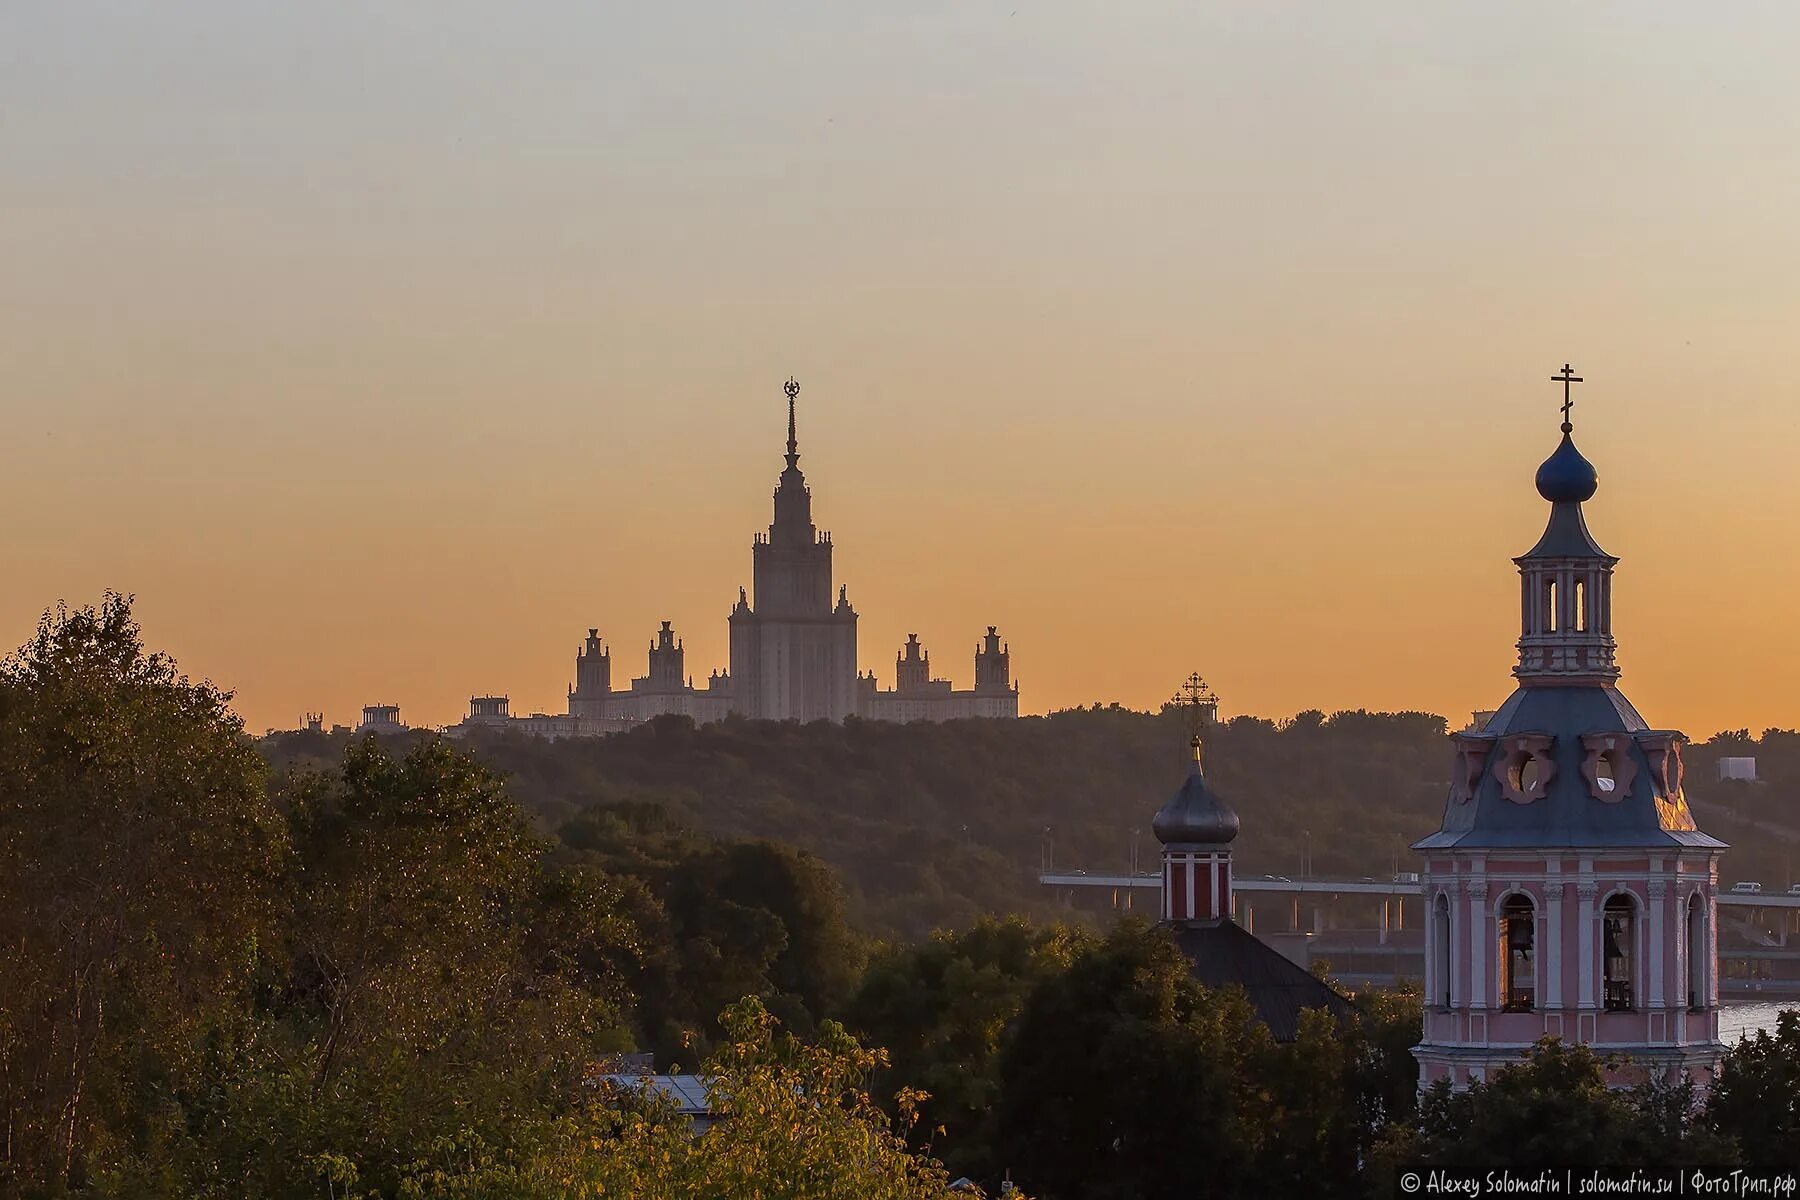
left=728, top=380, right=859, bottom=721
left=1413, top=366, right=1727, bottom=1089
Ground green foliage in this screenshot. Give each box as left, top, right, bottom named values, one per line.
left=1682, top=728, right=1800, bottom=890
left=989, top=920, right=1374, bottom=1200
left=1346, top=986, right=1423, bottom=1143
left=0, top=595, right=285, bottom=1191
left=393, top=998, right=958, bottom=1200
left=844, top=917, right=1092, bottom=1174
left=1705, top=1009, right=1800, bottom=1168
left=10, top=596, right=1788, bottom=1195
left=555, top=802, right=867, bottom=1064
left=1378, top=1039, right=1738, bottom=1174
left=347, top=706, right=1454, bottom=941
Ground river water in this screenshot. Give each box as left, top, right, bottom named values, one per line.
left=1719, top=1001, right=1797, bottom=1042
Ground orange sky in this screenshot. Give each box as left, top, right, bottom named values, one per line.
left=3, top=5, right=1799, bottom=737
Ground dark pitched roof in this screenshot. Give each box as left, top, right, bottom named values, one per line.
left=1168, top=919, right=1354, bottom=1042
left=1413, top=684, right=1727, bottom=852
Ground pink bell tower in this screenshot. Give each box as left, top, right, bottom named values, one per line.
left=1413, top=366, right=1727, bottom=1089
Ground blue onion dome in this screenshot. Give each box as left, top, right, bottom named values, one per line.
left=1535, top=431, right=1599, bottom=503
left=1152, top=740, right=1240, bottom=845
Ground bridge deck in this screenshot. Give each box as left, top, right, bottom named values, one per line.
left=1038, top=873, right=1800, bottom=908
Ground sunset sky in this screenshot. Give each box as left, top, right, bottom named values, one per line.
left=4, top=3, right=1798, bottom=737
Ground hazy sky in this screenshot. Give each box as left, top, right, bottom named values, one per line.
left=4, top=3, right=1799, bottom=736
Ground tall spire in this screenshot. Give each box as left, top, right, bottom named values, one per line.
left=784, top=377, right=800, bottom=469
left=1514, top=364, right=1618, bottom=685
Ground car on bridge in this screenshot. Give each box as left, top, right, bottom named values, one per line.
left=1731, top=882, right=1764, bottom=894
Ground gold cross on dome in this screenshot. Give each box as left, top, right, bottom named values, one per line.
left=1171, top=672, right=1218, bottom=743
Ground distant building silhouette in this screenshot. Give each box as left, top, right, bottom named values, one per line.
left=358, top=704, right=405, bottom=734
left=549, top=380, right=1017, bottom=732
left=418, top=381, right=1018, bottom=740
left=858, top=628, right=1020, bottom=722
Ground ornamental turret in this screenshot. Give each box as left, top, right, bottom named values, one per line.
left=1514, top=366, right=1619, bottom=686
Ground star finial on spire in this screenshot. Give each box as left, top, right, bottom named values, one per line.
left=1171, top=672, right=1219, bottom=767
left=784, top=377, right=801, bottom=468
left=1551, top=363, right=1583, bottom=433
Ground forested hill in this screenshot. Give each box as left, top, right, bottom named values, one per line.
left=261, top=709, right=1798, bottom=939
left=268, top=708, right=1444, bottom=937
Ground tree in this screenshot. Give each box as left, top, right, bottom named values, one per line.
left=397, top=998, right=960, bottom=1200
left=286, top=737, right=552, bottom=1087
left=1706, top=1009, right=1800, bottom=1167
left=0, top=595, right=286, bottom=1190
left=990, top=921, right=1283, bottom=1200
left=556, top=803, right=867, bottom=1063
left=844, top=916, right=1090, bottom=1174
left=232, top=737, right=637, bottom=1196
left=1346, top=986, right=1422, bottom=1151
left=1378, top=1039, right=1737, bottom=1174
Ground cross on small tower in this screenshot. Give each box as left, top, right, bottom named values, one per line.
left=1551, top=363, right=1583, bottom=432
left=1171, top=672, right=1219, bottom=754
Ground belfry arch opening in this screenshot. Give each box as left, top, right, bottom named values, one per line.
left=1602, top=894, right=1636, bottom=1011
left=1499, top=893, right=1536, bottom=1012
left=1434, top=893, right=1451, bottom=1009
left=1687, top=894, right=1707, bottom=1011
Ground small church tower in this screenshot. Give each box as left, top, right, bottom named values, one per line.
left=1152, top=673, right=1351, bottom=1040
left=1413, top=366, right=1727, bottom=1088
left=1154, top=674, right=1237, bottom=922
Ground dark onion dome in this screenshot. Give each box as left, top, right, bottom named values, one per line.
left=1152, top=741, right=1240, bottom=845
left=1535, top=431, right=1599, bottom=503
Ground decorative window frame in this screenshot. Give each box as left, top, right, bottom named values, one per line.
left=1493, top=733, right=1556, bottom=805
left=1579, top=732, right=1638, bottom=803
left=1450, top=733, right=1496, bottom=805
left=1637, top=731, right=1697, bottom=831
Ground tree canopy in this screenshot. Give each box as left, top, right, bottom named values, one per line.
left=5, top=596, right=1798, bottom=1196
